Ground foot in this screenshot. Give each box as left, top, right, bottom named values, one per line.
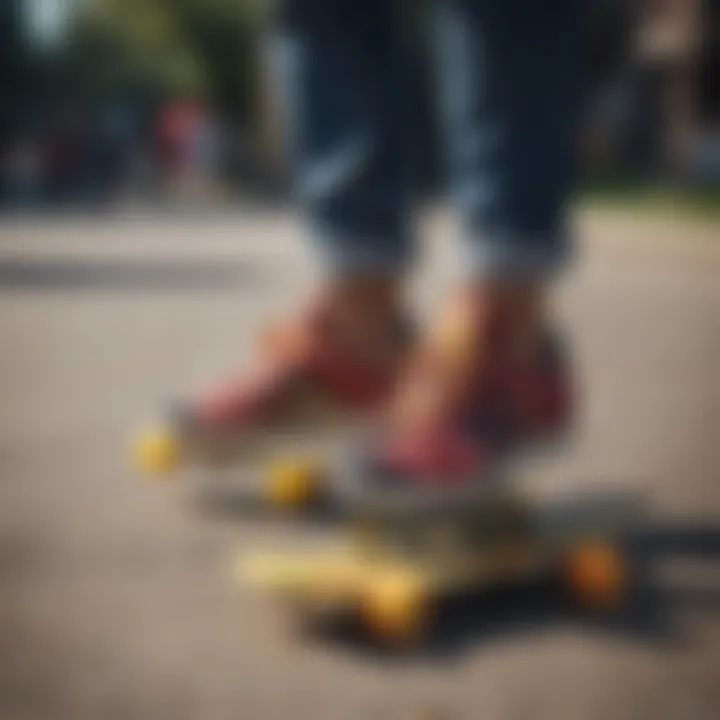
left=358, top=283, right=572, bottom=489
left=171, top=277, right=411, bottom=454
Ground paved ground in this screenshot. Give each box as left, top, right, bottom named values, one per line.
left=1, top=207, right=719, bottom=720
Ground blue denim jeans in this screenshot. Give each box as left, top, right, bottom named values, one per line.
left=275, top=0, right=582, bottom=279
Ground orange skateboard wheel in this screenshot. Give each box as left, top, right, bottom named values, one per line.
left=563, top=540, right=627, bottom=609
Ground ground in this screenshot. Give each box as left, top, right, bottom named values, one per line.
left=1, top=207, right=719, bottom=720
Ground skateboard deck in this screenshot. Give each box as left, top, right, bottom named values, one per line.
left=238, top=489, right=643, bottom=648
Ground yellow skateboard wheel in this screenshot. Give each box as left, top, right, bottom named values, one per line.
left=362, top=570, right=428, bottom=647
left=133, top=425, right=182, bottom=476
left=563, top=540, right=627, bottom=609
left=265, top=457, right=323, bottom=509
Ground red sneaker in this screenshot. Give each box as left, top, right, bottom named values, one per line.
left=358, top=329, right=573, bottom=490
left=172, top=305, right=411, bottom=445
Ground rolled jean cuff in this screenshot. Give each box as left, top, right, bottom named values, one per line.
left=309, top=222, right=411, bottom=277
left=456, top=227, right=572, bottom=281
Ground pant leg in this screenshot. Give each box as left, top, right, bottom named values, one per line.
left=274, top=0, right=413, bottom=276
left=436, top=0, right=584, bottom=279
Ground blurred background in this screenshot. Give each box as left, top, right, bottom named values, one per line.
left=1, top=0, right=718, bottom=212
left=1, top=4, right=720, bottom=719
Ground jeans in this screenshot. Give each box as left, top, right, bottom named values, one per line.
left=275, top=0, right=582, bottom=279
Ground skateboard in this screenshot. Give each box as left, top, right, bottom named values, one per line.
left=132, top=405, right=574, bottom=524
left=131, top=400, right=358, bottom=512
left=238, top=486, right=638, bottom=649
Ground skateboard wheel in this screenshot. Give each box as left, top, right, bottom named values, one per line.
left=133, top=425, right=182, bottom=476
left=362, top=571, right=428, bottom=648
left=265, top=457, right=323, bottom=509
left=562, top=540, right=626, bottom=609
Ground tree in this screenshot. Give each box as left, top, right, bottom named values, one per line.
left=65, top=0, right=261, bottom=120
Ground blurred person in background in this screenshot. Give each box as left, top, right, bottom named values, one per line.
left=44, top=107, right=85, bottom=205
left=188, top=105, right=226, bottom=204
left=176, top=0, right=581, bottom=485
left=1, top=133, right=43, bottom=210
left=154, top=96, right=201, bottom=202
left=78, top=104, right=136, bottom=206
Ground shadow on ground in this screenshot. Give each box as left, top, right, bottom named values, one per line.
left=0, top=256, right=267, bottom=293
left=433, top=521, right=718, bottom=661
left=155, top=477, right=720, bottom=660
left=302, top=520, right=720, bottom=662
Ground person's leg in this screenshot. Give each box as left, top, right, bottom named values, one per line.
left=365, top=0, right=582, bottom=484
left=173, top=0, right=414, bottom=438
left=276, top=0, right=413, bottom=278
left=439, top=0, right=580, bottom=278
left=268, top=0, right=415, bottom=351
left=430, top=0, right=582, bottom=402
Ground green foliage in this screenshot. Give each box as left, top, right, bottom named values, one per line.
left=67, top=0, right=262, bottom=117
